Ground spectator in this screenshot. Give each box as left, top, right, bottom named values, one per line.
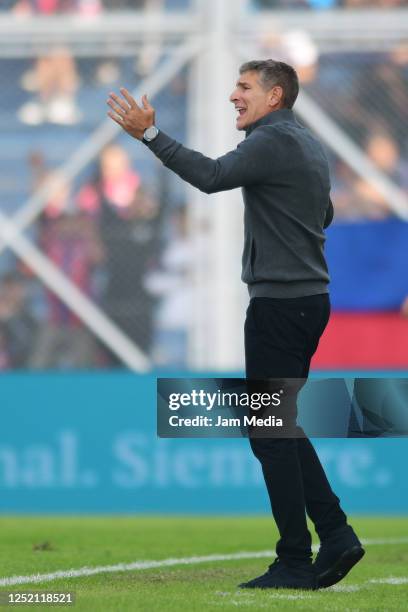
left=77, top=144, right=162, bottom=360
left=0, top=1, right=19, bottom=10
left=101, top=0, right=185, bottom=10
left=353, top=131, right=408, bottom=218
left=18, top=47, right=81, bottom=125
left=350, top=53, right=408, bottom=147
left=0, top=273, right=37, bottom=368
left=146, top=206, right=192, bottom=368
left=0, top=330, right=11, bottom=369
left=100, top=0, right=145, bottom=8
left=12, top=0, right=101, bottom=14
left=332, top=131, right=408, bottom=219
left=329, top=159, right=360, bottom=219
left=28, top=169, right=104, bottom=369
left=258, top=29, right=319, bottom=85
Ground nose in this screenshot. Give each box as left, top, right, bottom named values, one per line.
left=230, top=88, right=239, bottom=103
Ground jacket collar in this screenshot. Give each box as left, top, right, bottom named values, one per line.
left=245, top=108, right=297, bottom=137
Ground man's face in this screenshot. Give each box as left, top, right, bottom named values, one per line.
left=230, top=71, right=282, bottom=131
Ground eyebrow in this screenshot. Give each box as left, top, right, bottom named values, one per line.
left=236, top=80, right=251, bottom=87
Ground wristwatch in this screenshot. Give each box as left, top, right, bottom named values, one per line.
left=143, top=125, right=159, bottom=143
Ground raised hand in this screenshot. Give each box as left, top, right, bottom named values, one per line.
left=107, top=88, right=156, bottom=140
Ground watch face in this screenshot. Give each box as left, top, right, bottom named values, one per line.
left=145, top=126, right=158, bottom=141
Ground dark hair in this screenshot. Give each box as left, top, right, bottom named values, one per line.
left=239, top=59, right=299, bottom=109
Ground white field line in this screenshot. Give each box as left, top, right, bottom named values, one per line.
left=370, top=577, right=408, bottom=585
left=360, top=537, right=408, bottom=546
left=1, top=537, right=408, bottom=588
left=0, top=551, right=275, bottom=588
left=257, top=577, right=408, bottom=599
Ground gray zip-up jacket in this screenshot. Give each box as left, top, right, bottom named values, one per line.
left=145, top=108, right=333, bottom=298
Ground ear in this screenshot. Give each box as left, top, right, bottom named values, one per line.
left=268, top=85, right=284, bottom=108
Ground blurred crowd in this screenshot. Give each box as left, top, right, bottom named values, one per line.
left=1, top=0, right=408, bottom=11
left=12, top=44, right=408, bottom=212
left=0, top=0, right=190, bottom=13
left=1, top=40, right=407, bottom=369
left=1, top=2, right=408, bottom=369
left=253, top=29, right=408, bottom=219
left=0, top=145, right=192, bottom=371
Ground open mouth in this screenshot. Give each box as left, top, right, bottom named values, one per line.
left=236, top=108, right=247, bottom=117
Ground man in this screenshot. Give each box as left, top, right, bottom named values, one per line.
left=107, top=59, right=365, bottom=590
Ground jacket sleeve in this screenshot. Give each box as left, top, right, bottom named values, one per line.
left=324, top=197, right=334, bottom=229
left=145, top=127, right=278, bottom=194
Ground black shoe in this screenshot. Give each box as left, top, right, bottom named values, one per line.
left=239, top=558, right=316, bottom=590
left=314, top=525, right=365, bottom=588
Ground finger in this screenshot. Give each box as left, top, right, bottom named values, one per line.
left=142, top=94, right=150, bottom=110
left=120, top=87, right=138, bottom=109
left=106, top=98, right=126, bottom=119
left=107, top=111, right=124, bottom=126
left=109, top=91, right=131, bottom=113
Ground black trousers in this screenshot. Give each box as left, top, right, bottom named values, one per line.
left=245, top=294, right=348, bottom=564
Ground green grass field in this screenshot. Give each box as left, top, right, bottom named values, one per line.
left=0, top=516, right=407, bottom=611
